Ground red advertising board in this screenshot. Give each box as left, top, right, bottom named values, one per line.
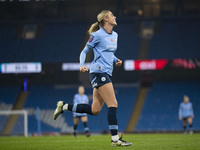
left=124, top=59, right=168, bottom=71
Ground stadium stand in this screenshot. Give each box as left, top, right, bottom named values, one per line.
left=0, top=85, right=20, bottom=134
left=1, top=17, right=200, bottom=135
left=89, top=85, right=138, bottom=132
left=0, top=20, right=140, bottom=63
left=0, top=85, right=20, bottom=109
left=148, top=18, right=200, bottom=59
left=1, top=17, right=200, bottom=63
left=115, top=20, right=140, bottom=60
left=22, top=85, right=76, bottom=133
left=0, top=21, right=86, bottom=62
left=135, top=82, right=200, bottom=132
left=20, top=85, right=138, bottom=134
left=2, top=82, right=198, bottom=134
left=116, top=86, right=138, bottom=131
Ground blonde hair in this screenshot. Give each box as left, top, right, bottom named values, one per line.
left=88, top=10, right=110, bottom=35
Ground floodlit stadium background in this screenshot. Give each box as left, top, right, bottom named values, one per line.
left=0, top=0, right=200, bottom=136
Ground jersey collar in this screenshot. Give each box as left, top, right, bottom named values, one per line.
left=101, top=27, right=113, bottom=35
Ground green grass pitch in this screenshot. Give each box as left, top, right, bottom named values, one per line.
left=0, top=133, right=200, bottom=150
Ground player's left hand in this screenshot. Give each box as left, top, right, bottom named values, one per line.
left=115, top=59, right=122, bottom=67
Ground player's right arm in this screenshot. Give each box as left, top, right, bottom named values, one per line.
left=73, top=94, right=77, bottom=104
left=79, top=45, right=91, bottom=72
left=80, top=33, right=100, bottom=72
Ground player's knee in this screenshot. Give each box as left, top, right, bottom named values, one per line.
left=92, top=109, right=101, bottom=115
left=107, top=101, right=118, bottom=108
left=114, top=102, right=118, bottom=108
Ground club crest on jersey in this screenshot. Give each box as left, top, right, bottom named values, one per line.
left=89, top=35, right=94, bottom=42
left=101, top=77, right=106, bottom=82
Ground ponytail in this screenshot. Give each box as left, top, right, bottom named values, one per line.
left=88, top=10, right=110, bottom=35
left=88, top=22, right=100, bottom=35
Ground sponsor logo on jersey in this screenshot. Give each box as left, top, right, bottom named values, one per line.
left=101, top=77, right=106, bottom=82
left=106, top=45, right=117, bottom=51
left=89, top=35, right=94, bottom=42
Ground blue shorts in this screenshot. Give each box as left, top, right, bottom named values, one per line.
left=73, top=113, right=87, bottom=118
left=89, top=73, right=112, bottom=88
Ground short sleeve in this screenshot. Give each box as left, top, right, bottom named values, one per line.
left=86, top=33, right=100, bottom=48
left=73, top=94, right=78, bottom=104
left=73, top=95, right=76, bottom=103
left=86, top=96, right=89, bottom=103
left=83, top=95, right=89, bottom=104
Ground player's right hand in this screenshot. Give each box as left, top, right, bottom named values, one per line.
left=80, top=65, right=88, bottom=72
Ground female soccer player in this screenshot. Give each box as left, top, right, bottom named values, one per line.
left=73, top=86, right=90, bottom=137
left=53, top=10, right=132, bottom=146
left=179, top=95, right=194, bottom=134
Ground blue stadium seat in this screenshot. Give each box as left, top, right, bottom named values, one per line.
left=0, top=85, right=20, bottom=105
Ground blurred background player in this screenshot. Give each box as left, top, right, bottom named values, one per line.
left=179, top=95, right=194, bottom=134
left=73, top=86, right=90, bottom=137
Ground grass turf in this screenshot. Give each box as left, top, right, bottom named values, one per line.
left=0, top=133, right=200, bottom=150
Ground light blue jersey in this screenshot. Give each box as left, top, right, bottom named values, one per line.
left=73, top=93, right=89, bottom=117
left=179, top=102, right=194, bottom=118
left=80, top=27, right=118, bottom=76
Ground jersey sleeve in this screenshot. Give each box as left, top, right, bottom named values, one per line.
left=113, top=32, right=118, bottom=63
left=85, top=95, right=89, bottom=104
left=73, top=94, right=78, bottom=104
left=86, top=33, right=100, bottom=48
left=79, top=45, right=91, bottom=66
left=113, top=55, right=118, bottom=63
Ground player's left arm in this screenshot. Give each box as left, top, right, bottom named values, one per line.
left=190, top=103, right=194, bottom=118
left=113, top=33, right=122, bottom=67
left=85, top=95, right=89, bottom=104
left=80, top=45, right=91, bottom=72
